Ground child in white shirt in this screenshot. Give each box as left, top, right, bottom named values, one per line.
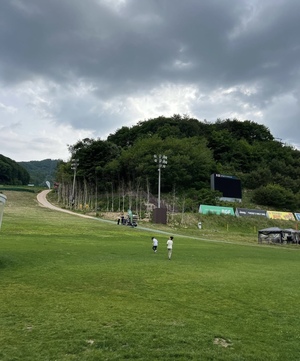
left=166, top=236, right=174, bottom=260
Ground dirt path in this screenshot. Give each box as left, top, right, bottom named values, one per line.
left=36, top=190, right=173, bottom=236
left=37, top=190, right=115, bottom=222
left=37, top=190, right=259, bottom=246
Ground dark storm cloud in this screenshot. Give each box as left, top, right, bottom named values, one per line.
left=0, top=1, right=252, bottom=87
left=2, top=1, right=299, bottom=90
left=0, top=0, right=300, bottom=160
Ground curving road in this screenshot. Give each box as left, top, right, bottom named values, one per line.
left=37, top=190, right=242, bottom=243
left=37, top=190, right=115, bottom=222
left=36, top=190, right=173, bottom=235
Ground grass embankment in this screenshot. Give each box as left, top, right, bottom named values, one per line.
left=0, top=191, right=300, bottom=360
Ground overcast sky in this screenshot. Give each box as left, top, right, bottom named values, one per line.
left=1, top=0, right=300, bottom=162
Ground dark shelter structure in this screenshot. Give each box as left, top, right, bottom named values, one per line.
left=258, top=227, right=300, bottom=244
left=153, top=208, right=167, bottom=224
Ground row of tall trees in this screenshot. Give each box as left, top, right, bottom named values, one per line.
left=55, top=115, right=300, bottom=213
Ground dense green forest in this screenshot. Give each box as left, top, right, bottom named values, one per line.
left=0, top=154, right=30, bottom=185
left=18, top=159, right=59, bottom=186
left=55, top=116, right=300, bottom=213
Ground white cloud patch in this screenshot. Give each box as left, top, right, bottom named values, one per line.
left=0, top=102, right=17, bottom=114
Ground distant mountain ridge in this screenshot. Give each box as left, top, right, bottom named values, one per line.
left=18, top=159, right=59, bottom=186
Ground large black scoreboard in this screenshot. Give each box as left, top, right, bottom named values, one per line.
left=211, top=174, right=242, bottom=200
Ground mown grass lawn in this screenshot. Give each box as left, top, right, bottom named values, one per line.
left=1, top=191, right=300, bottom=360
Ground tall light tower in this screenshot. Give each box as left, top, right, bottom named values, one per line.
left=71, top=158, right=79, bottom=206
left=154, top=154, right=167, bottom=208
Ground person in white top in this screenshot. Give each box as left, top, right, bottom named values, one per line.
left=166, top=236, right=174, bottom=260
left=152, top=237, right=158, bottom=252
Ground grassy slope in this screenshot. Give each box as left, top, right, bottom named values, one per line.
left=0, top=191, right=300, bottom=360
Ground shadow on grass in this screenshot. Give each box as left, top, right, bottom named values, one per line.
left=0, top=256, right=15, bottom=269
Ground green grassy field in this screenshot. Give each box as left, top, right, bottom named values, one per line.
left=1, top=191, right=300, bottom=360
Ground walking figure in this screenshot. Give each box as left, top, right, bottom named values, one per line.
left=167, top=236, right=174, bottom=260
left=152, top=237, right=158, bottom=253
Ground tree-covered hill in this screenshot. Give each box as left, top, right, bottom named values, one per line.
left=0, top=154, right=30, bottom=185
left=56, top=115, right=300, bottom=212
left=18, top=159, right=59, bottom=186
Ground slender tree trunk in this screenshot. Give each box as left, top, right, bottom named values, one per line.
left=84, top=179, right=88, bottom=207
left=181, top=195, right=185, bottom=224
left=118, top=186, right=121, bottom=212
left=135, top=179, right=140, bottom=216
left=172, top=185, right=176, bottom=220
left=106, top=191, right=109, bottom=212
left=146, top=177, right=150, bottom=205
left=122, top=181, right=125, bottom=213
left=128, top=182, right=132, bottom=210
left=111, top=183, right=114, bottom=212
left=95, top=175, right=98, bottom=211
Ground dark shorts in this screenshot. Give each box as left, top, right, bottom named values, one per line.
left=152, top=246, right=157, bottom=251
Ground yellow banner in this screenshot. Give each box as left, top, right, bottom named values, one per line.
left=267, top=211, right=295, bottom=221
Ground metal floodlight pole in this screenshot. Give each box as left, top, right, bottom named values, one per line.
left=154, top=154, right=167, bottom=208
left=158, top=166, right=161, bottom=208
